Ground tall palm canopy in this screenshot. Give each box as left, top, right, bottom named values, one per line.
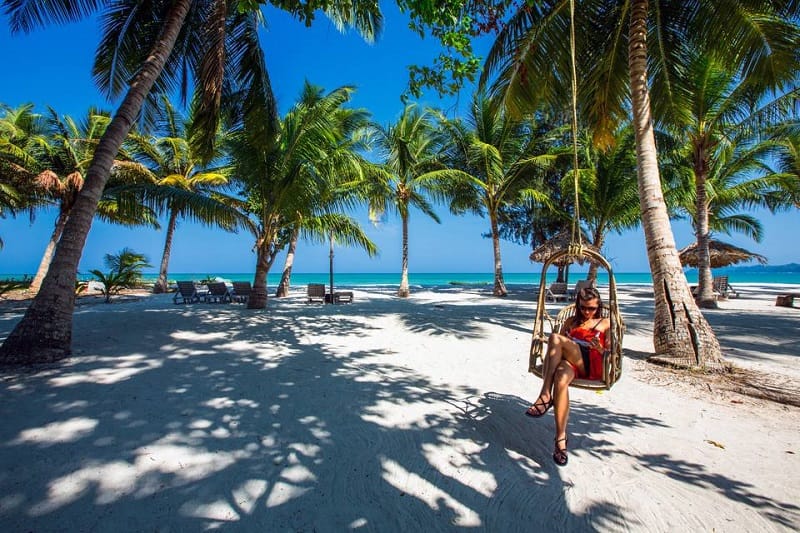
left=229, top=82, right=377, bottom=309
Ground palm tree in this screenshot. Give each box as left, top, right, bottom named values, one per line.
left=769, top=129, right=800, bottom=209
left=0, top=0, right=382, bottom=364
left=438, top=94, right=553, bottom=296
left=230, top=83, right=376, bottom=309
left=28, top=108, right=158, bottom=293
left=0, top=104, right=46, bottom=246
left=659, top=54, right=797, bottom=307
left=275, top=137, right=380, bottom=299
left=577, top=125, right=641, bottom=280
left=366, top=105, right=451, bottom=297
left=88, top=247, right=152, bottom=303
left=122, top=97, right=245, bottom=294
left=481, top=0, right=800, bottom=368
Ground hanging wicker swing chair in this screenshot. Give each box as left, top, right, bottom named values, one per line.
left=529, top=244, right=625, bottom=390
left=527, top=0, right=624, bottom=391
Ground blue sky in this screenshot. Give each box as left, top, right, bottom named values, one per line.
left=1, top=4, right=798, bottom=276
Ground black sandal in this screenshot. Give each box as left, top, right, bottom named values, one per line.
left=525, top=397, right=553, bottom=418
left=553, top=437, right=568, bottom=466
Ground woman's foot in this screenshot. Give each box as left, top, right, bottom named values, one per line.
left=553, top=437, right=568, bottom=466
left=525, top=396, right=553, bottom=418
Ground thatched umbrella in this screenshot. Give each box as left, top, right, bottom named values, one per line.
left=530, top=228, right=599, bottom=266
left=678, top=239, right=767, bottom=269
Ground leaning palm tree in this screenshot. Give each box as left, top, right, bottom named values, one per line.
left=438, top=93, right=554, bottom=296
left=0, top=0, right=383, bottom=364
left=366, top=104, right=450, bottom=297
left=482, top=0, right=800, bottom=369
left=122, top=97, right=245, bottom=294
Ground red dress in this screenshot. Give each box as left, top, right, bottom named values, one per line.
left=567, top=326, right=606, bottom=380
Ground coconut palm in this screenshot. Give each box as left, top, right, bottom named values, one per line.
left=230, top=83, right=376, bottom=309
left=481, top=0, right=800, bottom=368
left=438, top=94, right=554, bottom=296
left=0, top=0, right=383, bottom=364
left=121, top=96, right=245, bottom=294
left=769, top=130, right=800, bottom=209
left=366, top=104, right=454, bottom=297
left=88, top=247, right=152, bottom=303
left=0, top=104, right=46, bottom=247
left=576, top=125, right=641, bottom=280
left=27, top=108, right=159, bottom=293
left=274, top=120, right=380, bottom=298
left=659, top=54, right=798, bottom=307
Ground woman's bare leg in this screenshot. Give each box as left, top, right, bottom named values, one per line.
left=528, top=334, right=583, bottom=415
left=552, top=361, right=575, bottom=442
left=552, top=361, right=575, bottom=465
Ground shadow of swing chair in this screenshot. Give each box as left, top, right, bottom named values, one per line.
left=529, top=245, right=625, bottom=391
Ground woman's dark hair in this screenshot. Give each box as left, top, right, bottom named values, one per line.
left=576, top=287, right=603, bottom=318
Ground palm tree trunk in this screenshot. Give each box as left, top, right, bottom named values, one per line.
left=0, top=0, right=194, bottom=365
left=154, top=208, right=179, bottom=294
left=29, top=208, right=69, bottom=294
left=694, top=149, right=717, bottom=308
left=628, top=0, right=723, bottom=369
left=490, top=212, right=507, bottom=296
left=248, top=237, right=271, bottom=309
left=275, top=227, right=299, bottom=298
left=587, top=232, right=605, bottom=282
left=398, top=213, right=410, bottom=297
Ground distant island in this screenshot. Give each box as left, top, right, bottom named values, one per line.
left=686, top=263, right=800, bottom=273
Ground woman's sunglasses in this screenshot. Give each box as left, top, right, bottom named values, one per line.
left=579, top=305, right=598, bottom=312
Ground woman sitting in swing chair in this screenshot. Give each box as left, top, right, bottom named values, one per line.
left=526, top=286, right=610, bottom=466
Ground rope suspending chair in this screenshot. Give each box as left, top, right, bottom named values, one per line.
left=527, top=0, right=625, bottom=391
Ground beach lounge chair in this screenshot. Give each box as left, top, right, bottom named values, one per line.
left=712, top=276, right=738, bottom=299
left=333, top=291, right=354, bottom=304
left=173, top=281, right=201, bottom=304
left=546, top=282, right=570, bottom=303
left=307, top=283, right=326, bottom=303
left=231, top=281, right=252, bottom=303
left=204, top=281, right=232, bottom=303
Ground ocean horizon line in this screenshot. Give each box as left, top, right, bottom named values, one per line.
left=4, top=270, right=800, bottom=286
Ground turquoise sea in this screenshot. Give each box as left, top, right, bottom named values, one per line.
left=134, top=270, right=800, bottom=287
left=4, top=271, right=799, bottom=287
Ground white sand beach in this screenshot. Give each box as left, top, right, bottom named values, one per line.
left=1, top=283, right=798, bottom=532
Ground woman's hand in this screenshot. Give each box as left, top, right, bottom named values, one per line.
left=589, top=334, right=602, bottom=350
